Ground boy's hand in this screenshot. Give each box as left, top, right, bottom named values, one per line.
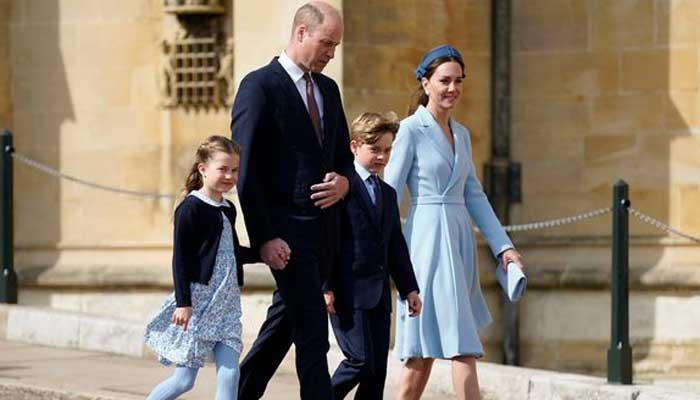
left=172, top=306, right=193, bottom=331
left=407, top=291, right=422, bottom=317
left=323, top=291, right=336, bottom=315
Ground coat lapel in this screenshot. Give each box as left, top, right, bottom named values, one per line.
left=415, top=106, right=455, bottom=168
left=443, top=120, right=465, bottom=194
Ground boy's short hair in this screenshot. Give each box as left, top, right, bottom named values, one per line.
left=350, top=111, right=400, bottom=144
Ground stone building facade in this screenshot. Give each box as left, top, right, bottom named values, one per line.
left=1, top=0, right=699, bottom=380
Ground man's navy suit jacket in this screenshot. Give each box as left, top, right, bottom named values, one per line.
left=231, top=58, right=354, bottom=288
left=334, top=172, right=419, bottom=311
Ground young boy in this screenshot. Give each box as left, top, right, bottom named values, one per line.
left=326, top=112, right=422, bottom=400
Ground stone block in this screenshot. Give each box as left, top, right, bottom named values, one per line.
left=512, top=0, right=589, bottom=52
left=621, top=50, right=668, bottom=91
left=521, top=159, right=584, bottom=194
left=363, top=0, right=417, bottom=47
left=591, top=0, right=654, bottom=49
left=529, top=374, right=639, bottom=400
left=461, top=53, right=491, bottom=100
left=343, top=43, right=421, bottom=92
left=513, top=52, right=619, bottom=99
left=0, top=305, right=7, bottom=339
left=679, top=185, right=700, bottom=232
left=591, top=94, right=665, bottom=134
left=6, top=306, right=80, bottom=348
left=11, top=67, right=73, bottom=114
left=668, top=48, right=698, bottom=91
left=655, top=0, right=700, bottom=45
left=10, top=24, right=65, bottom=68
left=77, top=314, right=143, bottom=357
left=513, top=132, right=584, bottom=162
left=513, top=97, right=590, bottom=137
left=343, top=0, right=369, bottom=44
left=343, top=88, right=412, bottom=122
left=666, top=92, right=700, bottom=130
left=98, top=0, right=159, bottom=23
left=410, top=0, right=490, bottom=53
left=584, top=135, right=637, bottom=162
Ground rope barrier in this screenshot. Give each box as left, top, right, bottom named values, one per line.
left=11, top=152, right=176, bottom=200
left=629, top=207, right=700, bottom=244
left=9, top=151, right=700, bottom=243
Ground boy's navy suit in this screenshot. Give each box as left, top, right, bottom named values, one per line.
left=330, top=169, right=419, bottom=400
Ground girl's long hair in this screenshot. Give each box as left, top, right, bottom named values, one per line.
left=180, top=135, right=241, bottom=199
left=407, top=55, right=465, bottom=116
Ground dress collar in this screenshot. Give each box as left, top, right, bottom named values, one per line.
left=189, top=190, right=230, bottom=208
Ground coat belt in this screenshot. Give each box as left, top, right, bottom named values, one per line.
left=411, top=195, right=463, bottom=205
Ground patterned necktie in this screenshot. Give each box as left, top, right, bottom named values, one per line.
left=370, top=175, right=382, bottom=210
left=303, top=73, right=324, bottom=145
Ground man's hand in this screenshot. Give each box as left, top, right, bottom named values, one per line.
left=407, top=291, right=422, bottom=317
left=172, top=306, right=193, bottom=331
left=310, top=172, right=349, bottom=209
left=260, top=238, right=291, bottom=270
left=323, top=291, right=336, bottom=315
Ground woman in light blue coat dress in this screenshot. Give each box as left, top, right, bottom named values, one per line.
left=384, top=45, right=525, bottom=400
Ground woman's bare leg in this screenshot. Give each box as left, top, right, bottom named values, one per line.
left=397, top=357, right=435, bottom=400
left=451, top=355, right=480, bottom=400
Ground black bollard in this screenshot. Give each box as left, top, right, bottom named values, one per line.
left=0, top=130, right=17, bottom=304
left=607, top=179, right=632, bottom=384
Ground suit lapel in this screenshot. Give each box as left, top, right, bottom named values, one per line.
left=270, top=59, right=323, bottom=151
left=353, top=173, right=382, bottom=232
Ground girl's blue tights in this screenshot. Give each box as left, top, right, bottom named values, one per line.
left=146, top=342, right=240, bottom=400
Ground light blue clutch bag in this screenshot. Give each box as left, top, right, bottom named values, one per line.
left=495, top=261, right=527, bottom=303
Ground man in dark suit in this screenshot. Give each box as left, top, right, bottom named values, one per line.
left=330, top=112, right=422, bottom=400
left=230, top=2, right=353, bottom=399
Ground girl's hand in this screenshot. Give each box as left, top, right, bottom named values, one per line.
left=323, top=291, right=336, bottom=315
left=501, top=248, right=524, bottom=270
left=172, top=307, right=193, bottom=331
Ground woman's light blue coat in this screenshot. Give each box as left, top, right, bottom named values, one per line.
left=385, top=105, right=513, bottom=359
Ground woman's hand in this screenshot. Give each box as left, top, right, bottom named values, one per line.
left=172, top=307, right=193, bottom=331
left=501, top=248, right=524, bottom=270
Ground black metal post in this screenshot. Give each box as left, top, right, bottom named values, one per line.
left=607, top=179, right=632, bottom=384
left=489, top=0, right=520, bottom=366
left=0, top=130, right=17, bottom=304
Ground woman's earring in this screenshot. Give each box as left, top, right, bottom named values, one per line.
left=203, top=174, right=207, bottom=179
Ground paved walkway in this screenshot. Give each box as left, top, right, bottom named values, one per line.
left=0, top=339, right=445, bottom=399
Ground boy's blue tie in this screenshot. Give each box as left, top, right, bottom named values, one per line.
left=369, top=175, right=382, bottom=210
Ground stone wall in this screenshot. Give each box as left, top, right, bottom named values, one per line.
left=343, top=0, right=493, bottom=178
left=511, top=0, right=700, bottom=237
left=509, top=0, right=700, bottom=376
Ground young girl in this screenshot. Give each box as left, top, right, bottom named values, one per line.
left=144, top=135, right=259, bottom=400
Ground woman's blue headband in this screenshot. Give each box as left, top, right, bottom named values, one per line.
left=414, top=44, right=463, bottom=81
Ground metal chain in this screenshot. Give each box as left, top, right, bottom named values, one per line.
left=11, top=152, right=176, bottom=200
left=629, top=207, right=700, bottom=244
left=10, top=151, right=700, bottom=243
left=501, top=207, right=612, bottom=232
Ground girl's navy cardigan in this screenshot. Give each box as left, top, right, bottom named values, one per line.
left=172, top=195, right=257, bottom=307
